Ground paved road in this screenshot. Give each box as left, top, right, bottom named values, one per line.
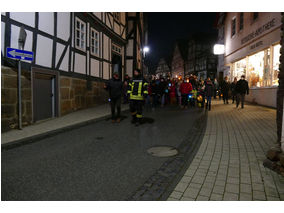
left=2, top=105, right=204, bottom=201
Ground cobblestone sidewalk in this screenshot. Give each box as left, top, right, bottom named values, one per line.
left=168, top=100, right=284, bottom=201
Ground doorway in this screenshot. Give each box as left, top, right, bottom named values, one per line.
left=112, top=53, right=122, bottom=80
left=32, top=69, right=58, bottom=122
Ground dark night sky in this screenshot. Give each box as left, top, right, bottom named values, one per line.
left=145, top=12, right=218, bottom=72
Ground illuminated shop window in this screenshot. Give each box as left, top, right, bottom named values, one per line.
left=248, top=51, right=264, bottom=87
left=272, top=44, right=280, bottom=86
left=263, top=48, right=270, bottom=87
left=233, top=58, right=246, bottom=80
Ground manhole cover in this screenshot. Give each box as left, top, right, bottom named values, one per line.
left=147, top=146, right=178, bottom=157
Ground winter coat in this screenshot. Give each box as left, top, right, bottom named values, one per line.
left=179, top=82, right=193, bottom=95
left=231, top=82, right=237, bottom=95
left=236, top=79, right=249, bottom=95
left=106, top=78, right=123, bottom=98
left=221, top=81, right=230, bottom=94
left=169, top=84, right=176, bottom=98
left=205, top=80, right=215, bottom=97
left=158, top=81, right=168, bottom=95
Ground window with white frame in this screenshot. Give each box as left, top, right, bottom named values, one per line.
left=112, top=44, right=121, bottom=55
left=90, top=28, right=99, bottom=56
left=75, top=17, right=86, bottom=51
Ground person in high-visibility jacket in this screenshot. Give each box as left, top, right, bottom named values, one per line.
left=127, top=69, right=148, bottom=126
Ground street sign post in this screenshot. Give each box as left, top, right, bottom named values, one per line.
left=6, top=47, right=33, bottom=130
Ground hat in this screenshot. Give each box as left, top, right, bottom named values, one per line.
left=113, top=71, right=119, bottom=76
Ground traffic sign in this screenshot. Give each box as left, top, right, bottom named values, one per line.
left=6, top=47, right=33, bottom=61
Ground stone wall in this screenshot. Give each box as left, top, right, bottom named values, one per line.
left=1, top=66, right=32, bottom=132
left=60, top=76, right=108, bottom=116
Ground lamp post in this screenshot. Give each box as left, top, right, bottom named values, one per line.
left=17, top=26, right=27, bottom=130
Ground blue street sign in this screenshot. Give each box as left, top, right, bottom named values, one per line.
left=6, top=47, right=33, bottom=61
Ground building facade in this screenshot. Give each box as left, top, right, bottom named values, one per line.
left=171, top=39, right=188, bottom=79
left=223, top=12, right=282, bottom=108
left=216, top=13, right=230, bottom=81
left=186, top=33, right=218, bottom=80
left=1, top=12, right=145, bottom=132
left=155, top=58, right=171, bottom=78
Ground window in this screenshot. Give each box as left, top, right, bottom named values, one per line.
left=113, top=12, right=120, bottom=22
left=239, top=12, right=244, bottom=31
left=233, top=58, right=246, bottom=80
left=272, top=44, right=280, bottom=86
left=75, top=18, right=86, bottom=51
left=253, top=12, right=259, bottom=21
left=231, top=17, right=236, bottom=37
left=90, top=28, right=99, bottom=56
left=112, top=44, right=121, bottom=55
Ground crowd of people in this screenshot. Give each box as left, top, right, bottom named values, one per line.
left=104, top=70, right=249, bottom=126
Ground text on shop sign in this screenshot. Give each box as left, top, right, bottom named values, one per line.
left=250, top=41, right=263, bottom=50
left=241, top=18, right=276, bottom=45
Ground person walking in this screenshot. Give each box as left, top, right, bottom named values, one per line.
left=235, top=75, right=249, bottom=109
left=104, top=71, right=123, bottom=123
left=221, top=76, right=230, bottom=104
left=204, top=77, right=214, bottom=111
left=231, top=77, right=238, bottom=104
left=127, top=69, right=148, bottom=126
left=179, top=78, right=192, bottom=109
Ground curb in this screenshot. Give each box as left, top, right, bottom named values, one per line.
left=127, top=108, right=208, bottom=201
left=2, top=109, right=130, bottom=151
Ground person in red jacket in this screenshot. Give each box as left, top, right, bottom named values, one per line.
left=179, top=78, right=193, bottom=109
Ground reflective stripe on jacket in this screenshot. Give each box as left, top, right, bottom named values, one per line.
left=127, top=79, right=148, bottom=100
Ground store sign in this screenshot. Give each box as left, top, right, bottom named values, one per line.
left=250, top=41, right=263, bottom=50
left=241, top=18, right=276, bottom=45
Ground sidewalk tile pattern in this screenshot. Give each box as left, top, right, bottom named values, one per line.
left=168, top=101, right=284, bottom=201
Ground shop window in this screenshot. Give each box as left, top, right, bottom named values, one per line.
left=248, top=51, right=264, bottom=87
left=272, top=44, right=280, bottom=86
left=239, top=12, right=244, bottom=31
left=231, top=17, right=236, bottom=37
left=75, top=17, right=86, bottom=51
left=233, top=58, right=246, bottom=80
left=263, top=48, right=271, bottom=87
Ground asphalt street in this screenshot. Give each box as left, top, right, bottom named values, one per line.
left=2, top=105, right=204, bottom=201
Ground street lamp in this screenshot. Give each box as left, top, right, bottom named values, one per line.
left=213, top=44, right=225, bottom=55
left=143, top=46, right=150, bottom=57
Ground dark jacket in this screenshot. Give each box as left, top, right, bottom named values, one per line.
left=106, top=78, right=123, bottom=98
left=157, top=81, right=167, bottom=95
left=205, top=80, right=215, bottom=97
left=221, top=81, right=230, bottom=94
left=231, top=82, right=237, bottom=95
left=236, top=79, right=249, bottom=95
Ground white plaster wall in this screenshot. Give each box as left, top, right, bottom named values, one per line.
left=57, top=12, right=70, bottom=41
left=114, top=22, right=120, bottom=35
left=91, top=58, right=100, bottom=77
left=1, top=21, right=5, bottom=55
left=10, top=25, right=33, bottom=63
left=126, top=59, right=133, bottom=77
left=36, top=35, right=53, bottom=67
left=93, top=12, right=101, bottom=20
left=74, top=53, right=86, bottom=74
left=126, top=40, right=133, bottom=56
left=103, top=34, right=109, bottom=60
left=10, top=12, right=35, bottom=28
left=38, top=12, right=54, bottom=35
left=103, top=62, right=109, bottom=79
left=245, top=87, right=277, bottom=108
left=59, top=46, right=69, bottom=72
left=56, top=42, right=65, bottom=66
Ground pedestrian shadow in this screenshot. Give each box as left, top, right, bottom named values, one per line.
left=140, top=117, right=155, bottom=125
left=105, top=115, right=128, bottom=121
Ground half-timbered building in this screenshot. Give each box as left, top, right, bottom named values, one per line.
left=1, top=12, right=145, bottom=131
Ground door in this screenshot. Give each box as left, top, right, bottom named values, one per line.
left=112, top=53, right=122, bottom=79
left=33, top=73, right=54, bottom=122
